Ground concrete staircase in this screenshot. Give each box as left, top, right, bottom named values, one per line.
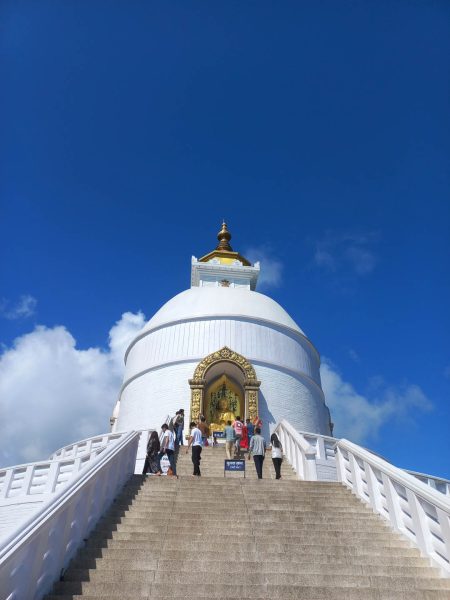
left=175, top=444, right=298, bottom=479
left=46, top=446, right=450, bottom=599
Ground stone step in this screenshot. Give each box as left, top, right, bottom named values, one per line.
left=88, top=530, right=399, bottom=544
left=60, top=569, right=450, bottom=588
left=95, top=519, right=388, bottom=533
left=77, top=545, right=424, bottom=562
left=84, top=538, right=413, bottom=552
left=49, top=581, right=450, bottom=597
left=71, top=554, right=430, bottom=570
left=66, top=560, right=439, bottom=577
left=45, top=593, right=450, bottom=600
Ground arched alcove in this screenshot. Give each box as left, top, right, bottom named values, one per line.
left=188, top=346, right=260, bottom=428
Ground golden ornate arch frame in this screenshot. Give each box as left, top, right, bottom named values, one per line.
left=188, top=346, right=260, bottom=425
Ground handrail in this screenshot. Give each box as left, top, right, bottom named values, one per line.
left=273, top=420, right=319, bottom=480
left=0, top=430, right=140, bottom=599
left=405, top=469, right=450, bottom=496
left=0, top=433, right=127, bottom=503
left=335, top=438, right=450, bottom=576
left=49, top=432, right=125, bottom=460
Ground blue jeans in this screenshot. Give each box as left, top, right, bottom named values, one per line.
left=176, top=427, right=184, bottom=446
left=158, top=449, right=176, bottom=476
left=253, top=454, right=264, bottom=479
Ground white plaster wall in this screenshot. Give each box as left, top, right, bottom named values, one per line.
left=124, top=318, right=320, bottom=388
left=116, top=286, right=331, bottom=438
left=116, top=360, right=330, bottom=438
left=117, top=362, right=195, bottom=433
left=255, top=365, right=330, bottom=438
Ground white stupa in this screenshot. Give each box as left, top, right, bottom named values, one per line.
left=112, top=222, right=332, bottom=439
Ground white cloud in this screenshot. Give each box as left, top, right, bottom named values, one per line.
left=0, top=294, right=37, bottom=319
left=245, top=246, right=283, bottom=289
left=313, top=232, right=378, bottom=277
left=321, top=358, right=432, bottom=444
left=0, top=311, right=145, bottom=467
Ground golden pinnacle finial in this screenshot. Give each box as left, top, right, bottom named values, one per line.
left=216, top=221, right=233, bottom=251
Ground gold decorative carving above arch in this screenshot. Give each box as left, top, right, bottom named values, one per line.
left=188, top=347, right=260, bottom=426
left=191, top=346, right=258, bottom=383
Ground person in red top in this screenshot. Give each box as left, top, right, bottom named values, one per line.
left=232, top=416, right=244, bottom=457
left=253, top=415, right=262, bottom=430
left=240, top=423, right=249, bottom=451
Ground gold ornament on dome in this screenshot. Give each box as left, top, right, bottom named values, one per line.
left=197, top=221, right=251, bottom=266
left=193, top=346, right=258, bottom=382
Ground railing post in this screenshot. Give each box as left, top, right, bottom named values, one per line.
left=0, top=469, right=14, bottom=499
left=436, top=505, right=450, bottom=569
left=365, top=463, right=383, bottom=515
left=348, top=453, right=363, bottom=496
left=44, top=462, right=60, bottom=494
left=23, top=466, right=35, bottom=496
left=405, top=488, right=431, bottom=556
left=334, top=446, right=346, bottom=485
left=381, top=473, right=403, bottom=531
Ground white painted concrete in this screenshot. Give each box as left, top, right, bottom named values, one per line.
left=335, top=439, right=450, bottom=577
left=116, top=286, right=331, bottom=438
left=0, top=431, right=139, bottom=600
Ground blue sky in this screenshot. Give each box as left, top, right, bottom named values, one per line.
left=1, top=1, right=449, bottom=477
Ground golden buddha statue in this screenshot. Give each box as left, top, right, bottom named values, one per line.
left=209, top=389, right=239, bottom=432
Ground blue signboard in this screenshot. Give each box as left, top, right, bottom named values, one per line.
left=224, top=460, right=246, bottom=477
left=213, top=431, right=225, bottom=438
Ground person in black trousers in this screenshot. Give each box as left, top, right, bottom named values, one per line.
left=270, top=433, right=283, bottom=479
left=248, top=427, right=266, bottom=479
left=186, top=421, right=203, bottom=476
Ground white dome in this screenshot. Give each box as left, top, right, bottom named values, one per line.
left=139, top=287, right=305, bottom=338
left=116, top=284, right=331, bottom=439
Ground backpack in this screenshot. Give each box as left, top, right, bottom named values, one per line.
left=233, top=420, right=243, bottom=435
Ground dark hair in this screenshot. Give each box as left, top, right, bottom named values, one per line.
left=190, top=421, right=196, bottom=428
left=200, top=416, right=206, bottom=422
left=270, top=433, right=281, bottom=448
left=236, top=416, right=241, bottom=421
left=227, top=420, right=232, bottom=426
left=150, top=430, right=159, bottom=441
left=179, top=409, right=184, bottom=413
left=255, top=427, right=261, bottom=434
left=246, top=418, right=250, bottom=423
left=161, top=423, right=168, bottom=430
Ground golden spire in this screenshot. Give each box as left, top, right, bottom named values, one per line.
left=216, top=220, right=233, bottom=252
left=197, top=220, right=250, bottom=266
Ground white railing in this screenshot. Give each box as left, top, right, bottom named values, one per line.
left=273, top=421, right=317, bottom=480
left=406, top=470, right=450, bottom=496
left=0, top=430, right=140, bottom=600
left=49, top=432, right=125, bottom=461
left=0, top=434, right=124, bottom=507
left=273, top=420, right=338, bottom=481
left=335, top=439, right=450, bottom=577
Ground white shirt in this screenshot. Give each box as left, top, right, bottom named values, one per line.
left=190, top=427, right=203, bottom=447
left=162, top=430, right=175, bottom=451
left=271, top=444, right=283, bottom=459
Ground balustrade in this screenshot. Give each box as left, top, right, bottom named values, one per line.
left=335, top=439, right=450, bottom=576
